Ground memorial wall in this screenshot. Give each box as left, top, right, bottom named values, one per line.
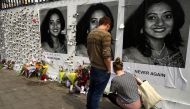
left=0, top=0, right=190, bottom=108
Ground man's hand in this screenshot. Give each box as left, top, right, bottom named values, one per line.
left=104, top=57, right=112, bottom=73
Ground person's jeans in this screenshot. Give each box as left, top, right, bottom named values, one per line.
left=86, top=67, right=110, bottom=109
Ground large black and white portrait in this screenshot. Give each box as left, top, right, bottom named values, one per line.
left=122, top=0, right=190, bottom=68
left=40, top=7, right=67, bottom=54
left=75, top=1, right=118, bottom=58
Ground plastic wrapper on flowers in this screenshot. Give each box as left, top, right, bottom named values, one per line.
left=59, top=69, right=66, bottom=83
left=0, top=59, right=15, bottom=70
left=67, top=72, right=77, bottom=92
left=40, top=64, right=48, bottom=75
left=39, top=63, right=48, bottom=80
left=66, top=72, right=77, bottom=85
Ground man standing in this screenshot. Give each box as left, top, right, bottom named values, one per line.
left=86, top=16, right=112, bottom=109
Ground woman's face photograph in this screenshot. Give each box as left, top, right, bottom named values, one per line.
left=90, top=10, right=106, bottom=31
left=144, top=2, right=174, bottom=39
left=49, top=13, right=61, bottom=37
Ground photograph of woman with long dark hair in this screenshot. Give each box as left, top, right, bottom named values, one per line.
left=75, top=3, right=114, bottom=57
left=40, top=8, right=67, bottom=53
left=122, top=0, right=186, bottom=68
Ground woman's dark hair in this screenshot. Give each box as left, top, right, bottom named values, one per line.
left=113, top=57, right=123, bottom=71
left=41, top=8, right=66, bottom=48
left=76, top=3, right=114, bottom=46
left=123, top=0, right=185, bottom=57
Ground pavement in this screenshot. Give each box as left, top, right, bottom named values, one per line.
left=0, top=69, right=120, bottom=109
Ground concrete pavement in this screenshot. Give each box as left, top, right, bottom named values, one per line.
left=0, top=69, right=120, bottom=109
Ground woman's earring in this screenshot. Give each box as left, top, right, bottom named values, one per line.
left=140, top=28, right=143, bottom=34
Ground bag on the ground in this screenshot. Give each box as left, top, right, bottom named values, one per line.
left=138, top=80, right=162, bottom=109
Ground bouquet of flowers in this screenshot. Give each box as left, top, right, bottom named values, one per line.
left=0, top=59, right=9, bottom=69
left=59, top=66, right=65, bottom=83
left=67, top=71, right=77, bottom=92
left=39, top=60, right=48, bottom=80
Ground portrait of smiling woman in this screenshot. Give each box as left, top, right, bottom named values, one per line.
left=40, top=8, right=67, bottom=54
left=75, top=2, right=118, bottom=57
left=123, top=0, right=186, bottom=68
